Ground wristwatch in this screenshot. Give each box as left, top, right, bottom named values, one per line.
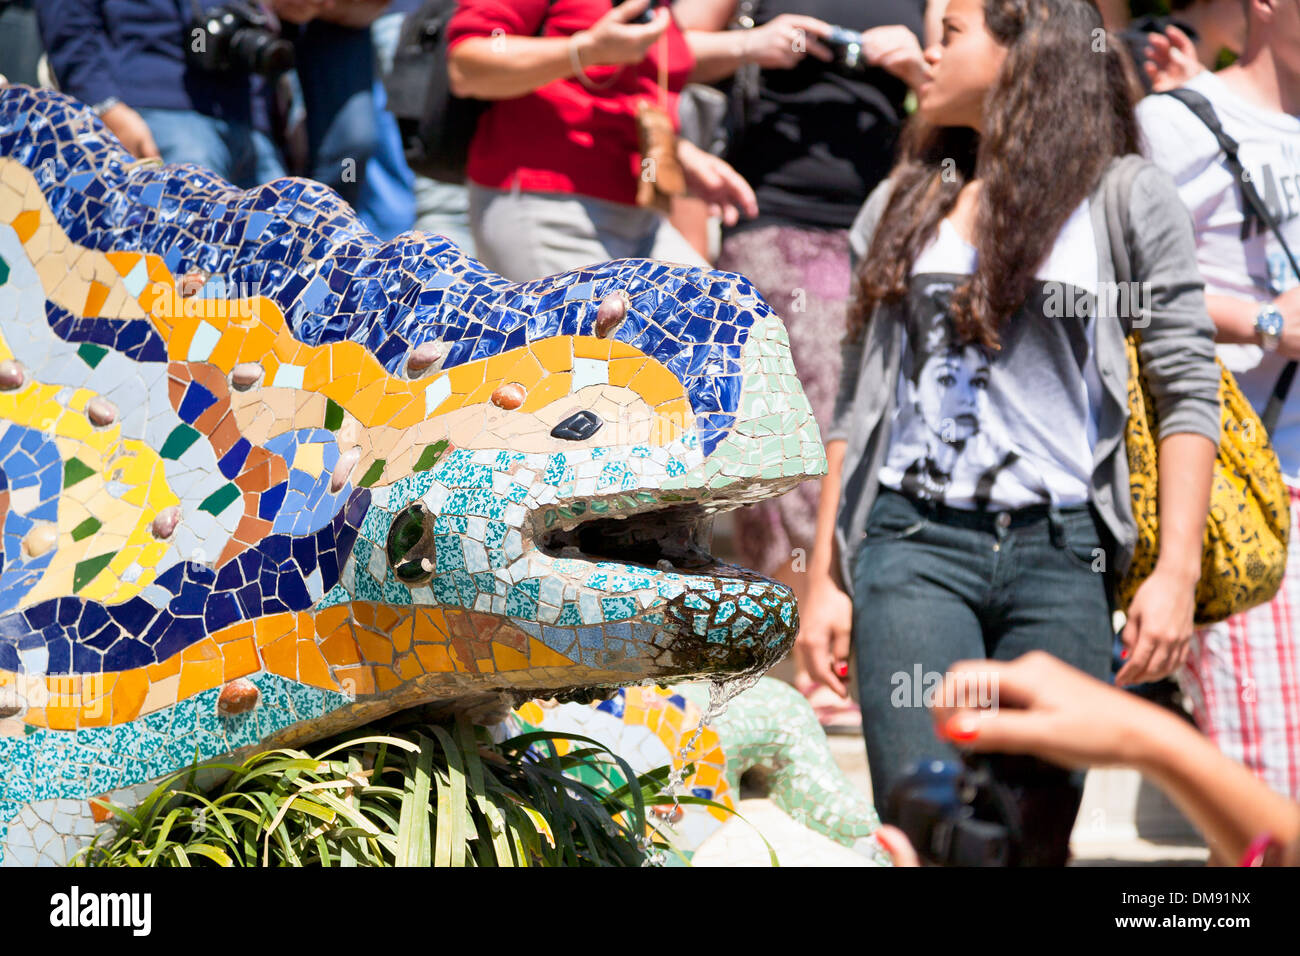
left=1256, top=304, right=1285, bottom=352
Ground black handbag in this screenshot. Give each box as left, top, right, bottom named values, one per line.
left=382, top=0, right=553, bottom=185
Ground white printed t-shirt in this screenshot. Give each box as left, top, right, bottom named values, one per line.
left=878, top=199, right=1103, bottom=510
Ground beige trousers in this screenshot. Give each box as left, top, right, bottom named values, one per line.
left=467, top=182, right=707, bottom=282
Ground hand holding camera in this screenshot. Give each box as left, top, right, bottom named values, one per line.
left=858, top=24, right=931, bottom=88
left=580, top=0, right=671, bottom=68
left=739, top=13, right=835, bottom=69
left=884, top=652, right=1162, bottom=866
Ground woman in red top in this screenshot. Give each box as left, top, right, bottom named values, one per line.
left=447, top=0, right=827, bottom=280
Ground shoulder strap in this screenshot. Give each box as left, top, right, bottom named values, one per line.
left=1163, top=88, right=1300, bottom=283
left=1163, top=87, right=1298, bottom=431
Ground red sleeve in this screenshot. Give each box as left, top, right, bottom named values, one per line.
left=447, top=0, right=551, bottom=48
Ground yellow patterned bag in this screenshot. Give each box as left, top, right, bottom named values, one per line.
left=1105, top=153, right=1290, bottom=626
left=1118, top=335, right=1289, bottom=626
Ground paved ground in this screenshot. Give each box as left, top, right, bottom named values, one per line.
left=692, top=735, right=1209, bottom=867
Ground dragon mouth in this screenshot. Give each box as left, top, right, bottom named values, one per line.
left=531, top=498, right=797, bottom=681
left=535, top=502, right=725, bottom=577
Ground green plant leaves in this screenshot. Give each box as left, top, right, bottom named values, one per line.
left=395, top=733, right=434, bottom=867
left=70, top=711, right=709, bottom=868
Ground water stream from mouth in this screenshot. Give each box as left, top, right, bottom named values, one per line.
left=639, top=661, right=773, bottom=866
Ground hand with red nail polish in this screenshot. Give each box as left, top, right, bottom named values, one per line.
left=940, top=712, right=980, bottom=742
left=873, top=824, right=920, bottom=867
left=794, top=573, right=854, bottom=698
left=928, top=652, right=1300, bottom=869
left=928, top=651, right=1153, bottom=769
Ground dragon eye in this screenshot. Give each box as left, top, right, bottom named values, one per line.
left=550, top=410, right=603, bottom=441
left=386, top=503, right=432, bottom=583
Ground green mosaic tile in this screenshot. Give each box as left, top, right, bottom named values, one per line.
left=62, top=457, right=95, bottom=488
left=70, top=517, right=101, bottom=541
left=76, top=343, right=108, bottom=368
left=72, top=551, right=116, bottom=592
left=198, top=482, right=240, bottom=516
left=358, top=459, right=386, bottom=488
left=323, top=397, right=344, bottom=431
left=159, top=423, right=201, bottom=460
left=413, top=440, right=448, bottom=473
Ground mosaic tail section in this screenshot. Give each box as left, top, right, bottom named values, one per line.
left=0, top=85, right=826, bottom=865
left=511, top=678, right=890, bottom=862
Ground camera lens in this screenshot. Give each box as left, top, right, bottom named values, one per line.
left=230, top=28, right=295, bottom=76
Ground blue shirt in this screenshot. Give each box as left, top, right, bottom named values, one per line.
left=38, top=0, right=275, bottom=131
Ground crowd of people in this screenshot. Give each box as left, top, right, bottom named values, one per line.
left=7, top=0, right=1300, bottom=866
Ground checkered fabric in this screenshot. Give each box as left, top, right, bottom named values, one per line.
left=1179, top=485, right=1300, bottom=799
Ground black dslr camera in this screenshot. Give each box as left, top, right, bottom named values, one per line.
left=187, top=1, right=295, bottom=77
left=886, top=753, right=1082, bottom=866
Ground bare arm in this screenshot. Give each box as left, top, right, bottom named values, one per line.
left=1116, top=432, right=1215, bottom=686
left=681, top=14, right=833, bottom=85
left=1207, top=292, right=1266, bottom=344
left=795, top=439, right=855, bottom=697
left=1138, top=702, right=1300, bottom=863
left=448, top=0, right=669, bottom=100
left=934, top=653, right=1300, bottom=865
left=449, top=35, right=588, bottom=99
left=1207, top=288, right=1300, bottom=359
left=809, top=440, right=845, bottom=581
left=672, top=0, right=733, bottom=31
left=1117, top=163, right=1223, bottom=686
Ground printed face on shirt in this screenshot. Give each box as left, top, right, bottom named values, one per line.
left=910, top=344, right=991, bottom=442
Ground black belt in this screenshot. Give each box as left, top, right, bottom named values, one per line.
left=877, top=486, right=1092, bottom=535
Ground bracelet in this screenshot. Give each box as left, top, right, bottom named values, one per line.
left=568, top=31, right=620, bottom=92
left=1238, top=831, right=1283, bottom=866
left=91, top=96, right=122, bottom=117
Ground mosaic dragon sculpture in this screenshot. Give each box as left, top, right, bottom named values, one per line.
left=0, top=87, right=830, bottom=865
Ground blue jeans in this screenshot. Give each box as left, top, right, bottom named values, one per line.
left=852, top=488, right=1114, bottom=864
left=135, top=108, right=285, bottom=189
left=293, top=20, right=376, bottom=207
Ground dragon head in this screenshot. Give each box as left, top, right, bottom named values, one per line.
left=0, top=87, right=825, bottom=862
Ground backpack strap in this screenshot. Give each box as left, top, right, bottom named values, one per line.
left=1164, top=87, right=1300, bottom=432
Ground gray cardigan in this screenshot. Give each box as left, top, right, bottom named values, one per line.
left=827, top=155, right=1222, bottom=593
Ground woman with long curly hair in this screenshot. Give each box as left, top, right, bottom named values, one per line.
left=798, top=0, right=1222, bottom=864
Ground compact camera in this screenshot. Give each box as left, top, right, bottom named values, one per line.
left=614, top=0, right=663, bottom=25
left=187, top=1, right=295, bottom=77
left=824, top=25, right=866, bottom=70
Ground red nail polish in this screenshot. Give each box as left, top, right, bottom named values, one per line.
left=836, top=662, right=849, bottom=678
left=1121, top=649, right=1129, bottom=659
left=942, top=714, right=979, bottom=742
